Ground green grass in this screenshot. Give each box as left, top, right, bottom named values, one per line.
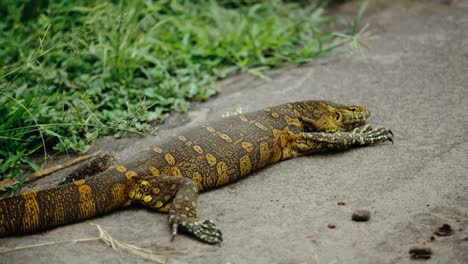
left=0, top=0, right=362, bottom=191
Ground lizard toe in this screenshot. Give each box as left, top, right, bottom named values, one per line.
left=361, top=124, right=373, bottom=133
left=184, top=219, right=223, bottom=244
left=352, top=124, right=373, bottom=134
left=350, top=126, right=393, bottom=146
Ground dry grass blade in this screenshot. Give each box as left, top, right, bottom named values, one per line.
left=90, top=223, right=171, bottom=263
left=0, top=223, right=219, bottom=263
left=0, top=235, right=100, bottom=254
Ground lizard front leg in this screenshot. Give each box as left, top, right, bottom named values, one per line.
left=128, top=175, right=222, bottom=244
left=291, top=125, right=393, bottom=154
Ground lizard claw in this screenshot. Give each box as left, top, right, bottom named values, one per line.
left=171, top=223, right=178, bottom=241
left=388, top=136, right=394, bottom=144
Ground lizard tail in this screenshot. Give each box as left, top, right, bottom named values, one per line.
left=0, top=172, right=130, bottom=237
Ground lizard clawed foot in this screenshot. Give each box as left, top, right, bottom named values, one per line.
left=172, top=219, right=223, bottom=244
left=184, top=219, right=222, bottom=244
left=350, top=125, right=394, bottom=145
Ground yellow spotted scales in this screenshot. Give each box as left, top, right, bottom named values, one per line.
left=0, top=100, right=393, bottom=244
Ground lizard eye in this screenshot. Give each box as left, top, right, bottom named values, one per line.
left=335, top=112, right=341, bottom=120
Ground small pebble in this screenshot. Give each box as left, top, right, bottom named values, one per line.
left=328, top=224, right=336, bottom=229
left=352, top=210, right=371, bottom=222
left=409, top=246, right=432, bottom=259
left=434, top=224, right=454, bottom=236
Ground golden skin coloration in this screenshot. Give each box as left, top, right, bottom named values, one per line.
left=0, top=100, right=393, bottom=244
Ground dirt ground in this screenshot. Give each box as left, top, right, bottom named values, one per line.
left=1, top=0, right=467, bottom=263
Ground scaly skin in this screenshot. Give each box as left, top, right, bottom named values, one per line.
left=0, top=100, right=393, bottom=244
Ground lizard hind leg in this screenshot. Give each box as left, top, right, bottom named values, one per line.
left=129, top=175, right=222, bottom=244
left=59, top=154, right=116, bottom=185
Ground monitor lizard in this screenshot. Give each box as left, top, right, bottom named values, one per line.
left=0, top=100, right=393, bottom=244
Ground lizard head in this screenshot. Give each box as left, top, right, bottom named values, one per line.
left=291, top=100, right=370, bottom=132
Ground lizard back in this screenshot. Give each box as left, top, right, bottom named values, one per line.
left=122, top=103, right=302, bottom=191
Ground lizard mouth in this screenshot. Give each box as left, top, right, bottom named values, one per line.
left=341, top=108, right=370, bottom=128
